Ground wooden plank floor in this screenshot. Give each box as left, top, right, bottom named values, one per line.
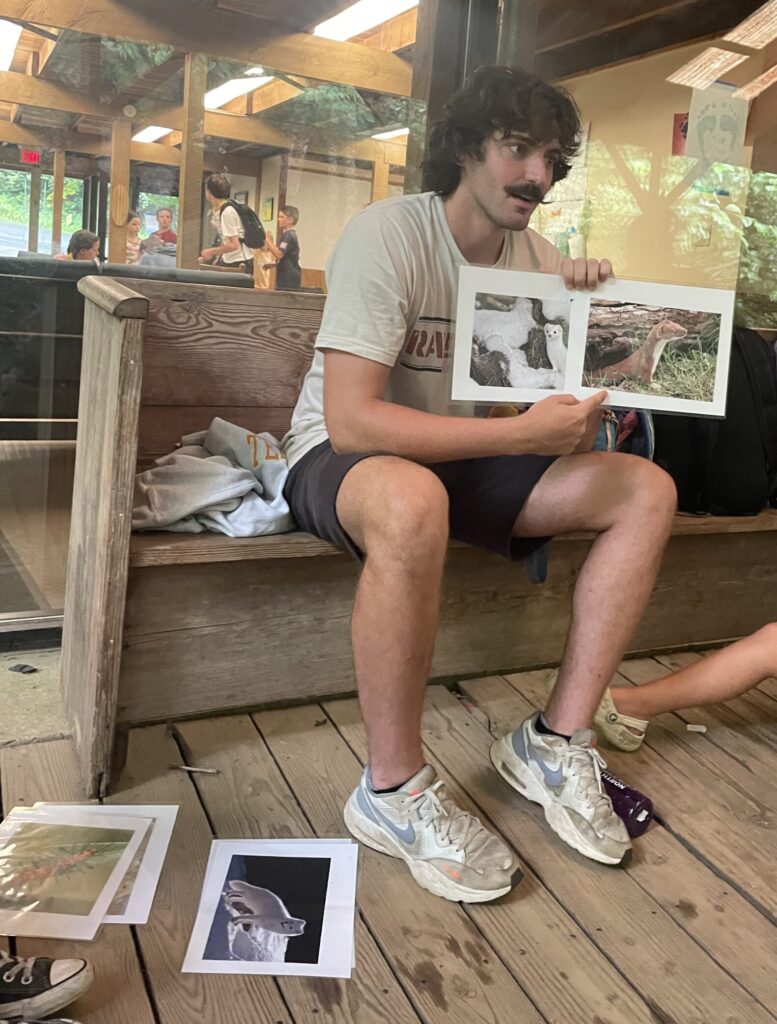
left=2, top=653, right=777, bottom=1023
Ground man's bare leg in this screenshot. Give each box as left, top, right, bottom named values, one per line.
left=336, top=456, right=449, bottom=789
left=514, top=452, right=677, bottom=734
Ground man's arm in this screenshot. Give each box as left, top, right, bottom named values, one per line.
left=200, top=235, right=239, bottom=262
left=323, top=350, right=606, bottom=462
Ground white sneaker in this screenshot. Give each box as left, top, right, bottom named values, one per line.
left=344, top=764, right=522, bottom=902
left=490, top=713, right=631, bottom=866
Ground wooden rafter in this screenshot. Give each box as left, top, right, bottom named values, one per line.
left=0, top=0, right=411, bottom=97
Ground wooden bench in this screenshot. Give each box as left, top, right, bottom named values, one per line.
left=62, top=275, right=777, bottom=796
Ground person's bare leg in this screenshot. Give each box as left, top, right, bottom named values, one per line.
left=336, top=456, right=449, bottom=789
left=514, top=452, right=677, bottom=734
left=611, top=623, right=777, bottom=723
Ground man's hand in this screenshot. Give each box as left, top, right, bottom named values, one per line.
left=517, top=392, right=608, bottom=455
left=561, top=257, right=613, bottom=291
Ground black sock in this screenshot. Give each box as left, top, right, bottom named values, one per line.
left=535, top=713, right=573, bottom=742
left=368, top=770, right=415, bottom=795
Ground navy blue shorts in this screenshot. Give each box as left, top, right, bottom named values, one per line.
left=284, top=440, right=556, bottom=562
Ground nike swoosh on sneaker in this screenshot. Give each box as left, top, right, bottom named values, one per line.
left=512, top=726, right=565, bottom=789
left=357, top=785, right=416, bottom=844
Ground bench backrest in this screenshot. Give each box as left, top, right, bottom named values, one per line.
left=126, top=280, right=324, bottom=464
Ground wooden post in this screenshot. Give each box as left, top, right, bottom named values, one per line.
left=28, top=166, right=41, bottom=252
left=177, top=53, right=208, bottom=270
left=405, top=0, right=467, bottom=194
left=97, top=169, right=108, bottom=258
left=496, top=0, right=539, bottom=70
left=51, top=149, right=66, bottom=254
left=370, top=151, right=391, bottom=204
left=108, top=119, right=132, bottom=264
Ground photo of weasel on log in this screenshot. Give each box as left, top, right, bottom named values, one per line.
left=583, top=299, right=722, bottom=401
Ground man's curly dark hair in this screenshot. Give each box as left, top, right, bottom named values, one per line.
left=423, top=66, right=581, bottom=197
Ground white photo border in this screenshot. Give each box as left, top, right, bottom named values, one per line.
left=452, top=265, right=582, bottom=405
left=30, top=803, right=178, bottom=925
left=182, top=839, right=358, bottom=978
left=570, top=276, right=735, bottom=417
left=0, top=809, right=150, bottom=940
left=452, top=266, right=735, bottom=416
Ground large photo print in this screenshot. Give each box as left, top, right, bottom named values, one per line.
left=454, top=267, right=735, bottom=416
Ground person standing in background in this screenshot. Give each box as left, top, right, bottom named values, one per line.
left=152, top=207, right=178, bottom=244
left=125, top=211, right=142, bottom=264
left=199, top=173, right=254, bottom=276
left=265, top=205, right=301, bottom=290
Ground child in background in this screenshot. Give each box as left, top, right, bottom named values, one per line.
left=595, top=623, right=777, bottom=750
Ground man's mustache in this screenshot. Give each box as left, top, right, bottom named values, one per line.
left=505, top=184, right=546, bottom=204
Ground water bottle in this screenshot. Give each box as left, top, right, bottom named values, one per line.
left=601, top=769, right=654, bottom=838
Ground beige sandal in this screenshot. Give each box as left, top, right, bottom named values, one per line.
left=593, top=689, right=649, bottom=752
left=540, top=671, right=649, bottom=752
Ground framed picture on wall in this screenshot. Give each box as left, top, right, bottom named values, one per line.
left=234, top=190, right=249, bottom=205
left=261, top=197, right=274, bottom=221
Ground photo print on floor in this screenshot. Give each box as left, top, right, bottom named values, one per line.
left=183, top=839, right=358, bottom=978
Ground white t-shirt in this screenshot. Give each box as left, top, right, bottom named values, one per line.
left=282, top=191, right=562, bottom=467
left=214, top=204, right=251, bottom=263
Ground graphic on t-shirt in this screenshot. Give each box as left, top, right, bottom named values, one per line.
left=400, top=316, right=453, bottom=374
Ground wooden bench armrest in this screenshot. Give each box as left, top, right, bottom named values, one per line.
left=77, top=276, right=149, bottom=319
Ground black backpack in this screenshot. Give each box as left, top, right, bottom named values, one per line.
left=223, top=200, right=266, bottom=250
left=653, top=328, right=777, bottom=515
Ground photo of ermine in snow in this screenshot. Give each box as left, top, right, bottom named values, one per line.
left=470, top=292, right=571, bottom=392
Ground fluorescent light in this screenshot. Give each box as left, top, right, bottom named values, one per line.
left=733, top=63, right=777, bottom=100
left=132, top=125, right=172, bottom=143
left=0, top=19, right=23, bottom=72
left=725, top=0, right=777, bottom=49
left=205, top=72, right=272, bottom=110
left=372, top=127, right=409, bottom=140
left=667, top=47, right=749, bottom=89
left=315, top=0, right=418, bottom=41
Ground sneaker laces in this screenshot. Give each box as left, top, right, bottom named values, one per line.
left=0, top=949, right=35, bottom=985
left=406, top=780, right=490, bottom=854
left=566, top=745, right=613, bottom=821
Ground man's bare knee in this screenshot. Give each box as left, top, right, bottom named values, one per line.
left=623, top=458, right=677, bottom=521
left=337, top=457, right=449, bottom=559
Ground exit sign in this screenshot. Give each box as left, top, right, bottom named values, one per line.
left=21, top=149, right=41, bottom=164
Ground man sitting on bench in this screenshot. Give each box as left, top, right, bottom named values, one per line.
left=282, top=66, right=676, bottom=902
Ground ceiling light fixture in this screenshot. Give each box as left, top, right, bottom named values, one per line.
left=132, top=125, right=172, bottom=143
left=733, top=63, right=777, bottom=100
left=315, top=0, right=419, bottom=41
left=725, top=0, right=777, bottom=49
left=0, top=19, right=23, bottom=72
left=667, top=47, right=749, bottom=89
left=372, top=127, right=409, bottom=140
left=204, top=70, right=273, bottom=110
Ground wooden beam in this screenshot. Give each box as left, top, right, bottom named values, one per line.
left=355, top=8, right=418, bottom=51
left=130, top=140, right=182, bottom=166
left=497, top=0, right=540, bottom=70
left=178, top=53, right=207, bottom=271
left=0, top=0, right=412, bottom=97
left=370, top=155, right=390, bottom=203
left=0, top=70, right=102, bottom=117
left=108, top=119, right=132, bottom=263
left=51, top=149, right=66, bottom=254
left=540, top=0, right=763, bottom=79
left=27, top=165, right=41, bottom=252
left=405, top=0, right=466, bottom=194
left=204, top=109, right=289, bottom=148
